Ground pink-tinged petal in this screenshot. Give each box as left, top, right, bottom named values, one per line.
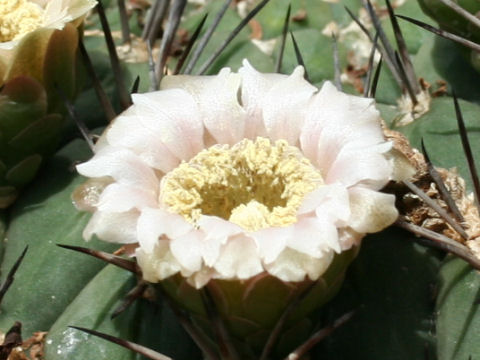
left=161, top=69, right=246, bottom=145
left=265, top=248, right=334, bottom=282
left=287, top=217, right=341, bottom=256
left=251, top=226, right=292, bottom=264
left=214, top=234, right=263, bottom=279
left=299, top=183, right=350, bottom=225
left=326, top=143, right=392, bottom=188
left=262, top=66, right=317, bottom=145
left=83, top=209, right=139, bottom=244
left=136, top=241, right=181, bottom=282
left=170, top=230, right=205, bottom=272
left=238, top=60, right=286, bottom=139
left=299, top=85, right=348, bottom=164
left=77, top=147, right=159, bottom=191
left=300, top=81, right=385, bottom=172
left=131, top=89, right=205, bottom=160
left=348, top=187, right=398, bottom=233
left=137, top=208, right=193, bottom=252
left=106, top=115, right=180, bottom=173
left=197, top=216, right=243, bottom=266
left=96, top=183, right=157, bottom=212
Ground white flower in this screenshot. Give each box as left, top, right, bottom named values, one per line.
left=75, top=60, right=399, bottom=288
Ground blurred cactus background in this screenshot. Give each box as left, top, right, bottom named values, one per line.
left=1, top=0, right=480, bottom=359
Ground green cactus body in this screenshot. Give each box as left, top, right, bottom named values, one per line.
left=44, top=265, right=139, bottom=360
left=418, top=0, right=480, bottom=39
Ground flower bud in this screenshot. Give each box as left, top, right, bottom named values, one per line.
left=0, top=0, right=96, bottom=207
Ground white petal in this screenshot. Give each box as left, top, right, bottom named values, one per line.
left=338, top=227, right=363, bottom=250
left=96, top=183, right=157, bottom=212
left=288, top=216, right=341, bottom=256
left=262, top=66, right=317, bottom=145
left=251, top=226, right=291, bottom=264
left=385, top=148, right=417, bottom=182
left=238, top=59, right=286, bottom=139
left=300, top=81, right=385, bottom=173
left=197, top=215, right=243, bottom=237
left=326, top=143, right=392, bottom=188
left=299, top=183, right=350, bottom=225
left=77, top=147, right=159, bottom=191
left=93, top=105, right=140, bottom=153
left=197, top=216, right=243, bottom=266
left=106, top=114, right=180, bottom=173
left=83, top=209, right=139, bottom=244
left=131, top=89, right=205, bottom=160
left=136, top=241, right=181, bottom=282
left=170, top=230, right=205, bottom=272
left=137, top=208, right=193, bottom=252
left=348, top=187, right=398, bottom=233
left=188, top=267, right=217, bottom=289
left=214, top=235, right=263, bottom=279
left=161, top=69, right=246, bottom=145
left=265, top=248, right=334, bottom=282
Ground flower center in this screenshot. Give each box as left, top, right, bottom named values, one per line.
left=0, top=0, right=44, bottom=43
left=160, top=137, right=324, bottom=231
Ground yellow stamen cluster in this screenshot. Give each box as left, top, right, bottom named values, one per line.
left=160, top=137, right=324, bottom=231
left=0, top=0, right=44, bottom=43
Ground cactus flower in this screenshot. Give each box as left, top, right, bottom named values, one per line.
left=0, top=0, right=96, bottom=208
left=74, top=61, right=399, bottom=356
left=75, top=60, right=398, bottom=285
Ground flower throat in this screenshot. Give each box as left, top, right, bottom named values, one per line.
left=160, top=137, right=324, bottom=232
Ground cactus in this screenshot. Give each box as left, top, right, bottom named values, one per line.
left=417, top=0, right=480, bottom=73
left=1, top=0, right=480, bottom=359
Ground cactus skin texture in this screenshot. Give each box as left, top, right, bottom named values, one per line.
left=0, top=23, right=82, bottom=208
left=418, top=0, right=480, bottom=72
